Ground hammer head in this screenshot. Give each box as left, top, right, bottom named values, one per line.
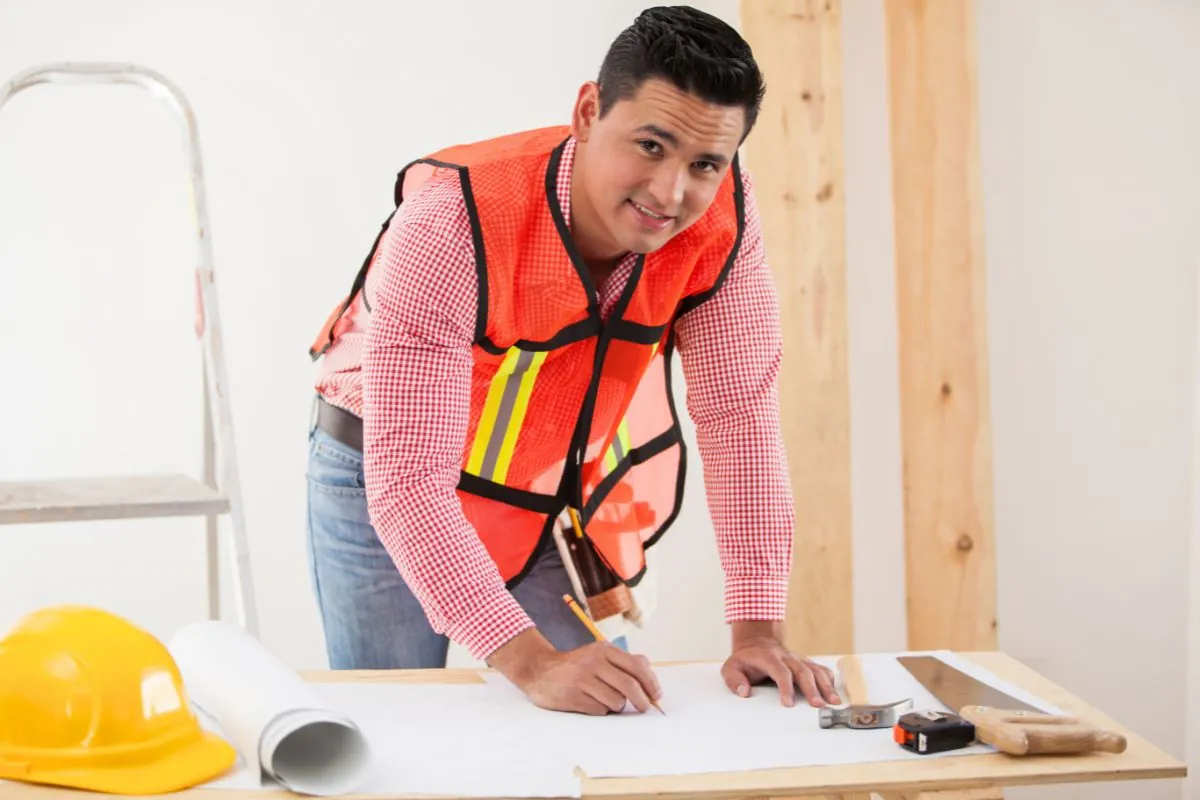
left=819, top=698, right=914, bottom=729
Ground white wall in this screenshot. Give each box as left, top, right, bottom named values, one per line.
left=1189, top=237, right=1200, bottom=800
left=1, top=2, right=1197, bottom=798
left=974, top=3, right=1200, bottom=799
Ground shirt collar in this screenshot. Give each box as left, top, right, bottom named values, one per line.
left=558, top=135, right=576, bottom=226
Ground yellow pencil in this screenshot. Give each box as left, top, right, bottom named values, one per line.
left=563, top=592, right=606, bottom=641
left=566, top=506, right=585, bottom=538
left=562, top=593, right=665, bottom=715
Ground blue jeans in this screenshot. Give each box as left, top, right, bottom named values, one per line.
left=305, top=423, right=618, bottom=669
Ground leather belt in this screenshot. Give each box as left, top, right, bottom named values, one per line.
left=315, top=396, right=364, bottom=453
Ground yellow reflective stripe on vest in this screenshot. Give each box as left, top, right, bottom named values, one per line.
left=603, top=419, right=632, bottom=472
left=467, top=347, right=548, bottom=482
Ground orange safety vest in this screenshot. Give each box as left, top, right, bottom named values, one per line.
left=310, top=125, right=744, bottom=588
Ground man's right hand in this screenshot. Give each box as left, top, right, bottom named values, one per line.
left=487, top=629, right=662, bottom=715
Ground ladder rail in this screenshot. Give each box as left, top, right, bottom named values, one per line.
left=0, top=62, right=260, bottom=638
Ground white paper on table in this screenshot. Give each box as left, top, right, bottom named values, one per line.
left=479, top=652, right=1062, bottom=780
left=167, top=624, right=1062, bottom=790
left=168, top=621, right=371, bottom=796
left=314, top=681, right=582, bottom=798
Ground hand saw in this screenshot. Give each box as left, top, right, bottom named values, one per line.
left=896, top=655, right=1043, bottom=714
left=893, top=655, right=1127, bottom=756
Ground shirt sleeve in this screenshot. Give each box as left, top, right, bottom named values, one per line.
left=672, top=168, right=795, bottom=623
left=360, top=189, right=536, bottom=661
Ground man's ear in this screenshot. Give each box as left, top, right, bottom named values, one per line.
left=570, top=81, right=601, bottom=142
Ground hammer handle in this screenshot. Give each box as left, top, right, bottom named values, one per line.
left=837, top=654, right=868, bottom=705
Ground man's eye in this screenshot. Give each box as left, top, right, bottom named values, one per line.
left=694, top=161, right=717, bottom=173
left=638, top=140, right=662, bottom=155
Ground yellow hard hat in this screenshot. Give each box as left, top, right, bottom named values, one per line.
left=0, top=605, right=237, bottom=795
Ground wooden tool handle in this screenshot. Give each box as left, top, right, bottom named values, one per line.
left=836, top=654, right=868, bottom=705
left=959, top=705, right=1128, bottom=756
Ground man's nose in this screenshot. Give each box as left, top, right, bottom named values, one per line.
left=647, top=167, right=686, bottom=212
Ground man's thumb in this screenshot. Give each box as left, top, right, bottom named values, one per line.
left=722, top=663, right=752, bottom=698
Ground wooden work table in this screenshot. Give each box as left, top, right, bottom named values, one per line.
left=0, top=651, right=1185, bottom=800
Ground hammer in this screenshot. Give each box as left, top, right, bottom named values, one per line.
left=818, top=654, right=914, bottom=729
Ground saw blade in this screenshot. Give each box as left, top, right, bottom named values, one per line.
left=896, top=655, right=1043, bottom=714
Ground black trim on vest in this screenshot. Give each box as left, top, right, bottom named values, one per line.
left=345, top=211, right=395, bottom=317
left=400, top=157, right=490, bottom=345
left=675, top=153, right=746, bottom=318
left=310, top=155, right=494, bottom=360
left=643, top=329, right=687, bottom=551
left=456, top=168, right=490, bottom=345
left=607, top=320, right=668, bottom=345
left=578, top=329, right=686, bottom=546
left=545, top=139, right=602, bottom=322
left=400, top=156, right=470, bottom=190
left=580, top=426, right=682, bottom=522
left=504, top=508, right=567, bottom=590
left=457, top=471, right=563, bottom=515
left=477, top=316, right=603, bottom=356
left=559, top=255, right=646, bottom=510
left=309, top=206, right=395, bottom=361
left=608, top=331, right=687, bottom=589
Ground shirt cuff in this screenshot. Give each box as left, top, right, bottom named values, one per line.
left=724, top=575, right=789, bottom=622
left=443, top=587, right=536, bottom=661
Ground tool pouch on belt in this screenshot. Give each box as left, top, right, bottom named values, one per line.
left=559, top=518, right=634, bottom=623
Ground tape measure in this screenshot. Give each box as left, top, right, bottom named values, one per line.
left=893, top=709, right=977, bottom=754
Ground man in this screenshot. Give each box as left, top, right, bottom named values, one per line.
left=305, top=5, right=841, bottom=716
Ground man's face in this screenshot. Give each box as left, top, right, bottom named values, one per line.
left=572, top=77, right=745, bottom=257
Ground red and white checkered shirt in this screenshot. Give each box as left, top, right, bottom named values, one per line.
left=315, top=136, right=794, bottom=660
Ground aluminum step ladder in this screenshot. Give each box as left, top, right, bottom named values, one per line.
left=0, top=62, right=259, bottom=637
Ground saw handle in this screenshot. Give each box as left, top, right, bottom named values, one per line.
left=959, top=705, right=1127, bottom=755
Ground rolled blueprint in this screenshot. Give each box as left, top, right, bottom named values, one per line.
left=168, top=620, right=371, bottom=796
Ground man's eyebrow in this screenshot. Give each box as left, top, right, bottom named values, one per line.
left=635, top=124, right=729, bottom=165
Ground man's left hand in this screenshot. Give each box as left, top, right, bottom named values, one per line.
left=720, top=621, right=841, bottom=707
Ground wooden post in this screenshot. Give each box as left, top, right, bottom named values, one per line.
left=739, top=0, right=854, bottom=657
left=884, top=0, right=998, bottom=650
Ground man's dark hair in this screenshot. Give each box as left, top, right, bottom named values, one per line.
left=597, top=5, right=767, bottom=139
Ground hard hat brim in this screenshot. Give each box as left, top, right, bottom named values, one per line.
left=7, top=729, right=238, bottom=796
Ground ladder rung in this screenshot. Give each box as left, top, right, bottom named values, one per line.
left=0, top=474, right=229, bottom=525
